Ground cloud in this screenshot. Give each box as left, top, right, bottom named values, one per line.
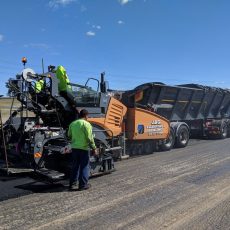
left=118, top=20, right=124, bottom=24
left=49, top=0, right=76, bottom=9
left=87, top=24, right=101, bottom=35
left=0, top=34, right=4, bottom=42
left=24, top=43, right=50, bottom=49
left=86, top=31, right=96, bottom=36
left=214, top=81, right=225, bottom=84
left=92, top=25, right=101, bottom=30
left=118, top=0, right=132, bottom=5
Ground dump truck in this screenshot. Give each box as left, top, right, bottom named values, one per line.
left=121, top=82, right=230, bottom=152
left=0, top=60, right=170, bottom=180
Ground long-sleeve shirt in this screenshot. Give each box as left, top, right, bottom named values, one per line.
left=56, top=65, right=72, bottom=92
left=68, top=118, right=96, bottom=151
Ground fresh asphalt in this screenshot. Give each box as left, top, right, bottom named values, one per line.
left=0, top=138, right=230, bottom=230
left=0, top=139, right=209, bottom=202
left=0, top=173, right=65, bottom=202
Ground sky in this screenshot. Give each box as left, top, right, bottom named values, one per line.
left=1, top=0, right=230, bottom=95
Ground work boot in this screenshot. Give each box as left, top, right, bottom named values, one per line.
left=68, top=183, right=78, bottom=191
left=78, top=183, right=91, bottom=191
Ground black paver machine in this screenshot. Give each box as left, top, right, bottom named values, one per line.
left=0, top=59, right=124, bottom=180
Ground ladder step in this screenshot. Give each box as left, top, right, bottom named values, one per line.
left=41, top=109, right=57, bottom=114
left=0, top=167, right=34, bottom=174
left=0, top=160, right=34, bottom=174
left=36, top=168, right=65, bottom=180
left=120, top=155, right=130, bottom=160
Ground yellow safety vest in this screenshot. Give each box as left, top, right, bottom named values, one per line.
left=35, top=79, right=44, bottom=93
left=56, top=66, right=72, bottom=92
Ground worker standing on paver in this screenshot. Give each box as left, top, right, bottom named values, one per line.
left=55, top=65, right=72, bottom=93
left=34, top=77, right=46, bottom=105
left=55, top=65, right=78, bottom=108
left=68, top=109, right=97, bottom=191
left=35, top=78, right=44, bottom=93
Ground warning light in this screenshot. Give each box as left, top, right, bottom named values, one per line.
left=21, top=57, right=27, bottom=64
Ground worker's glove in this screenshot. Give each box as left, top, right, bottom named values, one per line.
left=92, top=148, right=99, bottom=156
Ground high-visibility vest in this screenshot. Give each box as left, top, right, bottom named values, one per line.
left=56, top=66, right=72, bottom=92
left=68, top=119, right=96, bottom=150
left=35, top=79, right=44, bottom=93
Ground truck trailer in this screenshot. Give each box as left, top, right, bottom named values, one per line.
left=121, top=82, right=230, bottom=153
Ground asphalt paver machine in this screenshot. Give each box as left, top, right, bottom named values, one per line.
left=0, top=61, right=124, bottom=180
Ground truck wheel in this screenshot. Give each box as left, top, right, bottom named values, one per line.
left=175, top=126, right=189, bottom=148
left=144, top=141, right=154, bottom=154
left=219, top=122, right=228, bottom=139
left=160, top=128, right=175, bottom=151
left=129, top=143, right=139, bottom=155
left=137, top=143, right=144, bottom=155
left=125, top=143, right=132, bottom=156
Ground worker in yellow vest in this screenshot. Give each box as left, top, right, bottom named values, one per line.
left=35, top=65, right=71, bottom=94
left=35, top=78, right=45, bottom=93
left=55, top=65, right=72, bottom=93
left=55, top=65, right=77, bottom=109
left=68, top=109, right=97, bottom=190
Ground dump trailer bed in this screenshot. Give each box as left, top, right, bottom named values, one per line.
left=122, top=83, right=230, bottom=139
left=122, top=83, right=230, bottom=121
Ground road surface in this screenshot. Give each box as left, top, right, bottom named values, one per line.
left=0, top=138, right=230, bottom=230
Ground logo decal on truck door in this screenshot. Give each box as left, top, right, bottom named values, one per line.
left=137, top=124, right=144, bottom=134
left=146, top=120, right=163, bottom=135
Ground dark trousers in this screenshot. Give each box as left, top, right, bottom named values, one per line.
left=69, top=149, right=90, bottom=188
